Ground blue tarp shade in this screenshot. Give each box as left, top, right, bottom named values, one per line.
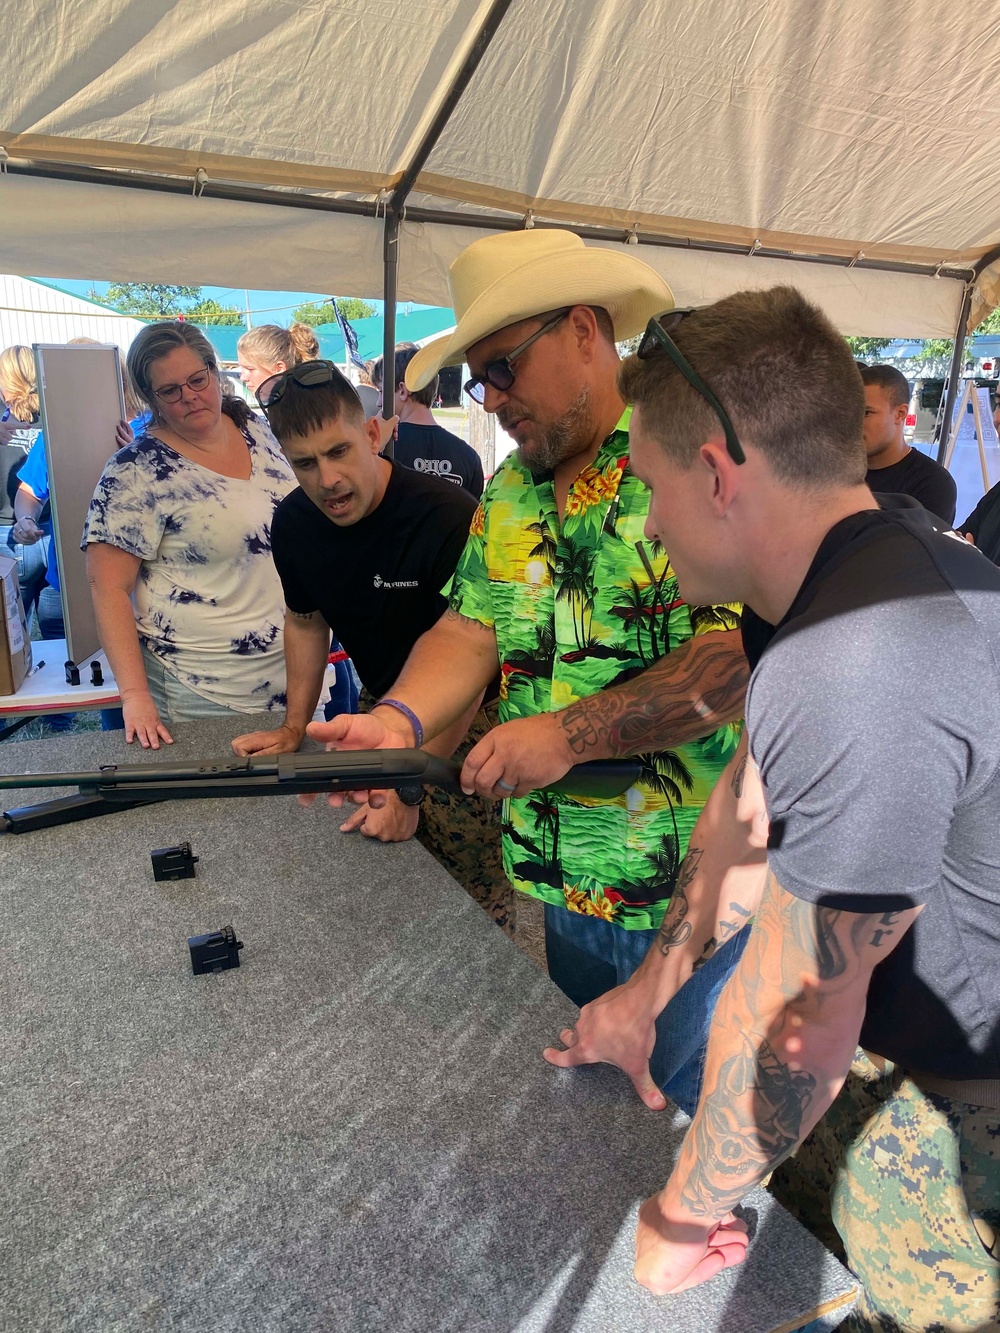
left=195, top=307, right=455, bottom=365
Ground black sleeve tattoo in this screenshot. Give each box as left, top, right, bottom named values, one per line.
left=671, top=875, right=918, bottom=1222
left=655, top=848, right=702, bottom=956
left=557, top=632, right=748, bottom=758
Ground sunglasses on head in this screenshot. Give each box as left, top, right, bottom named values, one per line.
left=637, top=310, right=746, bottom=465
left=463, top=308, right=572, bottom=404
left=255, top=359, right=364, bottom=411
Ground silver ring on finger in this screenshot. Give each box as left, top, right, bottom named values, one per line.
left=495, top=778, right=517, bottom=793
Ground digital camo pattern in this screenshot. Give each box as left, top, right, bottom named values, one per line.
left=413, top=703, right=513, bottom=934
left=84, top=417, right=296, bottom=712
left=358, top=691, right=513, bottom=933
left=768, top=1050, right=1000, bottom=1331
left=447, top=413, right=741, bottom=931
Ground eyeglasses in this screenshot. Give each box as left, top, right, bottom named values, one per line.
left=463, top=308, right=571, bottom=404
left=152, top=367, right=215, bottom=403
left=256, top=359, right=364, bottom=411
left=637, top=311, right=746, bottom=465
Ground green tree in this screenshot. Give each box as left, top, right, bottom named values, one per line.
left=292, top=297, right=376, bottom=327
left=92, top=283, right=243, bottom=325
left=186, top=297, right=244, bottom=326
left=95, top=283, right=201, bottom=319
left=846, top=336, right=893, bottom=359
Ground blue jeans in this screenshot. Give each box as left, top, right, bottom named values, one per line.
left=4, top=529, right=47, bottom=628
left=543, top=902, right=750, bottom=1116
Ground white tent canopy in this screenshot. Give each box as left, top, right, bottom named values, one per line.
left=4, top=0, right=1000, bottom=342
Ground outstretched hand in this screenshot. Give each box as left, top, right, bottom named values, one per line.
left=542, top=980, right=667, bottom=1110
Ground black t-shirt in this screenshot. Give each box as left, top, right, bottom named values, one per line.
left=960, top=479, right=1000, bottom=565
left=865, top=446, right=957, bottom=525
left=271, top=462, right=476, bottom=698
left=746, top=504, right=1000, bottom=1079
left=394, top=423, right=485, bottom=499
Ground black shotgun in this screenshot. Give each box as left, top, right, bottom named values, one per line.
left=0, top=749, right=642, bottom=833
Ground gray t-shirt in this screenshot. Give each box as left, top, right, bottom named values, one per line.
left=747, top=506, right=1000, bottom=1080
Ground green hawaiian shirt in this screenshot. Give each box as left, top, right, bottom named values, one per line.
left=447, top=411, right=742, bottom=930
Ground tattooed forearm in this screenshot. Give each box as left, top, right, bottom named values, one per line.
left=558, top=631, right=748, bottom=759
left=665, top=875, right=922, bottom=1223
left=679, top=1032, right=817, bottom=1217
left=691, top=902, right=752, bottom=970
left=655, top=848, right=702, bottom=956
left=730, top=754, right=748, bottom=797
left=288, top=609, right=315, bottom=621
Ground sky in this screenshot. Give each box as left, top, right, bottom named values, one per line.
left=43, top=278, right=389, bottom=323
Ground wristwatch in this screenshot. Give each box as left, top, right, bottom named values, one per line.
left=396, top=783, right=427, bottom=807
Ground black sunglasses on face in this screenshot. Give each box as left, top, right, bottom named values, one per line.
left=463, top=308, right=572, bottom=404
left=637, top=311, right=746, bottom=465
left=255, top=359, right=364, bottom=411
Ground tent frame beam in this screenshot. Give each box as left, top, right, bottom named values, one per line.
left=379, top=0, right=516, bottom=440
left=3, top=157, right=979, bottom=285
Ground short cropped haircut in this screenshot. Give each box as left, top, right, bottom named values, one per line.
left=618, top=286, right=866, bottom=488
left=370, top=343, right=438, bottom=407
left=262, top=365, right=365, bottom=443
left=858, top=362, right=911, bottom=409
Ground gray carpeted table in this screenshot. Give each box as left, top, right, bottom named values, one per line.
left=0, top=720, right=858, bottom=1333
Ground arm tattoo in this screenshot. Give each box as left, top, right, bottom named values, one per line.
left=672, top=873, right=919, bottom=1221
left=558, top=633, right=748, bottom=758
left=288, top=609, right=315, bottom=621
left=692, top=902, right=752, bottom=970
left=443, top=604, right=493, bottom=634
left=730, top=754, right=748, bottom=798
left=655, top=848, right=701, bottom=956
left=680, top=1032, right=817, bottom=1217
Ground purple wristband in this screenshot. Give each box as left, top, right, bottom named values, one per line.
left=375, top=697, right=424, bottom=749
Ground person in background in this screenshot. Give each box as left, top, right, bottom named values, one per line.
left=859, top=362, right=957, bottom=524
left=236, top=320, right=359, bottom=715
left=370, top=342, right=485, bottom=497
left=2, top=345, right=56, bottom=636
left=957, top=390, right=1000, bottom=561
left=237, top=322, right=320, bottom=399
left=84, top=322, right=296, bottom=747
left=229, top=362, right=511, bottom=929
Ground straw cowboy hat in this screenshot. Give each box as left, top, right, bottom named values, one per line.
left=404, top=229, right=675, bottom=391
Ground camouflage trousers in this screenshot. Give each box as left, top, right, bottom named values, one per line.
left=768, top=1050, right=1000, bottom=1331
left=359, top=693, right=514, bottom=934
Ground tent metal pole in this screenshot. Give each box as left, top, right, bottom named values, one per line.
left=935, top=285, right=974, bottom=464
left=378, top=0, right=515, bottom=440
left=934, top=243, right=1000, bottom=463
left=387, top=0, right=515, bottom=213
left=381, top=209, right=399, bottom=457
left=3, top=159, right=980, bottom=285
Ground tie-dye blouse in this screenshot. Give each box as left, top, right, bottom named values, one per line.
left=83, top=415, right=296, bottom=713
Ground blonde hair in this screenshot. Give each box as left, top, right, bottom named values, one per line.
left=0, top=345, right=39, bottom=420
left=237, top=322, right=319, bottom=372
left=67, top=337, right=146, bottom=420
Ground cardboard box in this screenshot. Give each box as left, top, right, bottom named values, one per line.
left=0, top=554, right=33, bottom=695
